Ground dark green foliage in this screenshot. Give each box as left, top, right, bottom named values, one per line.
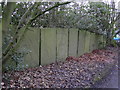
left=8, top=2, right=118, bottom=35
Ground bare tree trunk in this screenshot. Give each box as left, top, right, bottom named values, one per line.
left=2, top=2, right=16, bottom=38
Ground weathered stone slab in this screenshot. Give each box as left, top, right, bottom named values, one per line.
left=68, top=29, right=78, bottom=57
left=94, top=34, right=99, bottom=49
left=41, top=28, right=56, bottom=65
left=20, top=27, right=40, bottom=67
left=95, top=34, right=100, bottom=49
left=92, top=33, right=97, bottom=50
left=89, top=33, right=95, bottom=52
left=77, top=30, right=86, bottom=56
left=84, top=31, right=91, bottom=53
left=57, top=28, right=68, bottom=61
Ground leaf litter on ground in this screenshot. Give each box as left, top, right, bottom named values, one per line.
left=2, top=47, right=118, bottom=88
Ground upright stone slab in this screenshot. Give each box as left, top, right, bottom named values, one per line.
left=89, top=33, right=95, bottom=52
left=96, top=34, right=100, bottom=49
left=92, top=33, right=97, bottom=50
left=20, top=27, right=40, bottom=68
left=68, top=29, right=78, bottom=57
left=78, top=30, right=86, bottom=56
left=57, top=28, right=68, bottom=61
left=94, top=34, right=99, bottom=49
left=41, top=28, right=56, bottom=65
left=84, top=31, right=91, bottom=53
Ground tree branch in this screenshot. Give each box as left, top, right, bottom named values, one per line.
left=2, top=2, right=71, bottom=64
left=3, top=3, right=36, bottom=55
left=30, top=2, right=71, bottom=23
left=115, top=30, right=120, bottom=36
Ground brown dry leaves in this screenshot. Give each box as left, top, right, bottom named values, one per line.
left=2, top=47, right=118, bottom=88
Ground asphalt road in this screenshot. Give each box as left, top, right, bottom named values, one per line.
left=93, top=64, right=118, bottom=88
left=92, top=47, right=119, bottom=89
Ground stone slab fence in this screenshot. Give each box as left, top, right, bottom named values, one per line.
left=3, top=28, right=106, bottom=69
